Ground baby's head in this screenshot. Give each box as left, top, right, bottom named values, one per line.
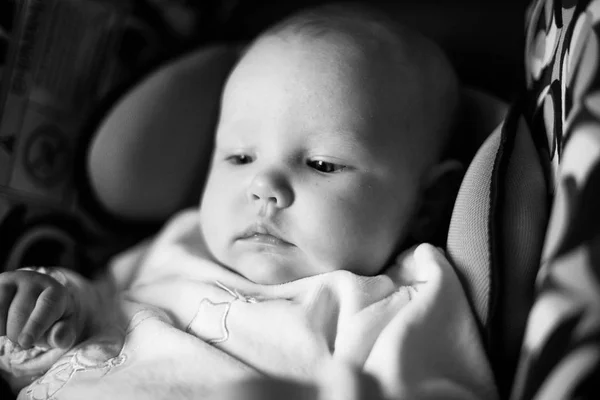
left=199, top=3, right=460, bottom=284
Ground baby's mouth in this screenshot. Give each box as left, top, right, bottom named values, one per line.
left=237, top=224, right=294, bottom=247
left=242, top=233, right=291, bottom=246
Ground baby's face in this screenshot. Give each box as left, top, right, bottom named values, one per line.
left=199, top=36, right=423, bottom=284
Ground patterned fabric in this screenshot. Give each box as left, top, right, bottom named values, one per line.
left=510, top=0, right=600, bottom=399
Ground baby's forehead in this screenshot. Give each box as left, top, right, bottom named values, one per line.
left=233, top=34, right=419, bottom=108
left=229, top=40, right=430, bottom=137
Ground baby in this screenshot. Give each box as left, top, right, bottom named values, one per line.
left=199, top=3, right=462, bottom=286
left=0, top=4, right=495, bottom=400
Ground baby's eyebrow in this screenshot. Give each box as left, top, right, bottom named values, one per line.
left=307, top=129, right=367, bottom=152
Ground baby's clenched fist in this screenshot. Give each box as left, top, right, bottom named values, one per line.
left=0, top=270, right=77, bottom=350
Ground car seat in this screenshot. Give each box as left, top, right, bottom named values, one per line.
left=447, top=0, right=600, bottom=398
left=1, top=0, right=599, bottom=399
left=83, top=0, right=600, bottom=396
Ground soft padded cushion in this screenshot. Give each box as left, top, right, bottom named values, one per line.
left=447, top=105, right=549, bottom=396
left=491, top=112, right=548, bottom=394
left=87, top=45, right=239, bottom=222
left=447, top=123, right=502, bottom=328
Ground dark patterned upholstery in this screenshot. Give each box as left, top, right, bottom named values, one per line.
left=510, top=0, right=600, bottom=398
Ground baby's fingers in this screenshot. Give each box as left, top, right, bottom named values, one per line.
left=0, top=283, right=17, bottom=337
left=6, top=287, right=40, bottom=347
left=18, top=286, right=69, bottom=349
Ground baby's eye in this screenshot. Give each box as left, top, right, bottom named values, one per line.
left=307, top=160, right=346, bottom=173
left=226, top=154, right=253, bottom=165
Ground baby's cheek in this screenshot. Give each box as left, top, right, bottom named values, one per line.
left=296, top=201, right=375, bottom=271
left=334, top=201, right=405, bottom=272
left=199, top=194, right=229, bottom=252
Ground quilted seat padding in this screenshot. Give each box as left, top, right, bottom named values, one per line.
left=447, top=108, right=549, bottom=396
left=447, top=122, right=502, bottom=327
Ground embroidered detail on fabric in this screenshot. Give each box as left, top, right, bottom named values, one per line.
left=0, top=335, right=48, bottom=368
left=24, top=348, right=127, bottom=400
left=186, top=281, right=258, bottom=344
left=24, top=308, right=162, bottom=400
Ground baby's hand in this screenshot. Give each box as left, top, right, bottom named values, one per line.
left=0, top=270, right=77, bottom=350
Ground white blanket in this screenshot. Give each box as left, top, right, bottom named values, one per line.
left=1, top=210, right=497, bottom=400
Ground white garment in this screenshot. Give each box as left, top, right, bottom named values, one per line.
left=0, top=209, right=497, bottom=400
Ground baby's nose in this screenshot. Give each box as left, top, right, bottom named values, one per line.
left=247, top=171, right=293, bottom=211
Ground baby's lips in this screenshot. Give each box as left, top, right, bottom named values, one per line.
left=46, top=320, right=76, bottom=349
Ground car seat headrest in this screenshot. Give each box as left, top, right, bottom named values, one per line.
left=87, top=46, right=239, bottom=222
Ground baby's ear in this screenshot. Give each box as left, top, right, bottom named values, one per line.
left=409, top=159, right=464, bottom=245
